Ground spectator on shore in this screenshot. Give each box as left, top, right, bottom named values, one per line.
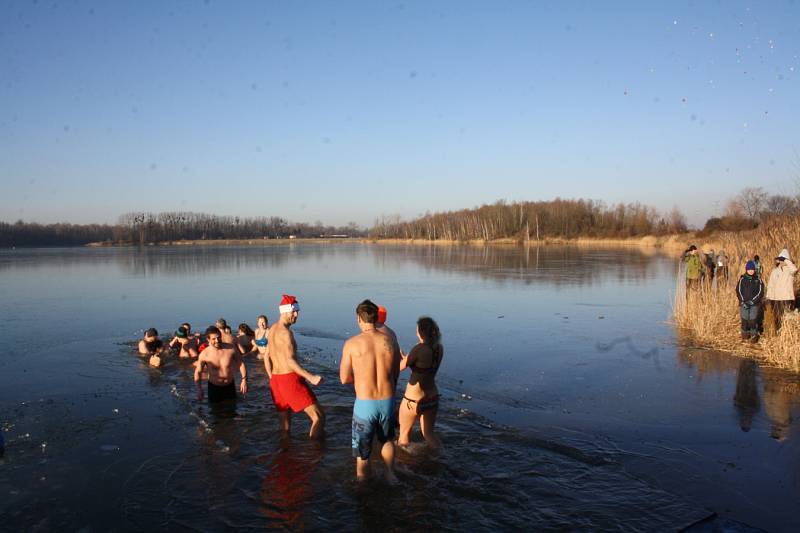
left=682, top=245, right=702, bottom=293
left=716, top=250, right=730, bottom=286
left=765, top=248, right=797, bottom=332
left=753, top=255, right=764, bottom=278
left=737, top=261, right=765, bottom=342
left=702, top=248, right=716, bottom=289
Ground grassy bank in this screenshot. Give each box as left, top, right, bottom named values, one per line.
left=673, top=215, right=800, bottom=371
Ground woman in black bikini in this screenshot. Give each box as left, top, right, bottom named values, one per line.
left=398, top=316, right=443, bottom=449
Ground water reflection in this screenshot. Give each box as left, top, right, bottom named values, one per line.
left=372, top=244, right=671, bottom=286
left=734, top=359, right=760, bottom=432
left=0, top=243, right=675, bottom=286
left=677, top=344, right=800, bottom=441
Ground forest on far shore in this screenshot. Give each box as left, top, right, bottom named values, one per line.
left=0, top=187, right=792, bottom=247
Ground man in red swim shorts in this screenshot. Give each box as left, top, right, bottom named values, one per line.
left=265, top=294, right=325, bottom=438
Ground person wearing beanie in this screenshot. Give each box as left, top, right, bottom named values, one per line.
left=265, top=294, right=325, bottom=438
left=737, top=261, right=765, bottom=342
left=169, top=325, right=199, bottom=359
left=765, top=248, right=798, bottom=331
left=376, top=304, right=400, bottom=348
left=682, top=244, right=703, bottom=293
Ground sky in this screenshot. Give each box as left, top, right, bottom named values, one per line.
left=1, top=1, right=798, bottom=228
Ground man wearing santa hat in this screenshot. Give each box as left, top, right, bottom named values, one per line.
left=265, top=294, right=325, bottom=438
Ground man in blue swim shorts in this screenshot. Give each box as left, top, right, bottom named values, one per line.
left=340, top=299, right=401, bottom=482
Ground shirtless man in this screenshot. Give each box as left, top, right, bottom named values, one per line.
left=138, top=328, right=165, bottom=367
left=169, top=326, right=199, bottom=358
left=266, top=295, right=325, bottom=438
left=194, top=326, right=248, bottom=403
left=340, top=299, right=401, bottom=482
left=376, top=305, right=400, bottom=353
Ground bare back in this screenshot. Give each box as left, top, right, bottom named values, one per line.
left=267, top=321, right=298, bottom=375
left=342, top=329, right=400, bottom=400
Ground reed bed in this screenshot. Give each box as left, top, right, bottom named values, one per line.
left=672, top=214, right=800, bottom=372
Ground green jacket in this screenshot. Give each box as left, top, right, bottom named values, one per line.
left=684, top=254, right=702, bottom=280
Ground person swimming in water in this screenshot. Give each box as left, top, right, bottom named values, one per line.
left=398, top=316, right=443, bottom=449
left=266, top=295, right=325, bottom=438
left=169, top=326, right=199, bottom=358
left=340, top=299, right=401, bottom=482
left=138, top=328, right=166, bottom=368
left=252, top=315, right=269, bottom=360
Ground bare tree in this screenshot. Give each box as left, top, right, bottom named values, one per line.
left=733, top=187, right=768, bottom=220
left=765, top=194, right=798, bottom=216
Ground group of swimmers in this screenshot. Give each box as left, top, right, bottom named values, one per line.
left=136, top=295, right=443, bottom=481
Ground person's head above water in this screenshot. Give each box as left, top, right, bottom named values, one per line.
left=279, top=294, right=300, bottom=324
left=256, top=315, right=268, bottom=329
left=205, top=325, right=221, bottom=346
left=175, top=327, right=188, bottom=339
left=417, top=316, right=441, bottom=345
left=144, top=328, right=158, bottom=340
left=215, top=317, right=227, bottom=329
left=356, top=299, right=379, bottom=325
left=376, top=305, right=387, bottom=325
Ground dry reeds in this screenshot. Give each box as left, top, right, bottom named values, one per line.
left=672, top=214, right=800, bottom=372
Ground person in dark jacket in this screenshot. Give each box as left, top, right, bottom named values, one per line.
left=737, top=261, right=765, bottom=342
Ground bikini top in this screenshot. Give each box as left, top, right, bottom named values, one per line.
left=410, top=343, right=442, bottom=375
left=255, top=333, right=268, bottom=347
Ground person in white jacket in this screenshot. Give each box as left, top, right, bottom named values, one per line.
left=766, top=248, right=798, bottom=331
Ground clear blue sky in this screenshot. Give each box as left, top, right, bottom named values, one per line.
left=1, top=1, right=798, bottom=227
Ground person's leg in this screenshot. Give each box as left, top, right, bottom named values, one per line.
left=278, top=410, right=291, bottom=433
left=356, top=457, right=370, bottom=481
left=420, top=408, right=442, bottom=449
left=304, top=403, right=325, bottom=438
left=380, top=440, right=397, bottom=483
left=740, top=305, right=749, bottom=340
left=397, top=398, right=417, bottom=446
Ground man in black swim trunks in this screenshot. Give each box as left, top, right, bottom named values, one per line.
left=194, top=326, right=248, bottom=403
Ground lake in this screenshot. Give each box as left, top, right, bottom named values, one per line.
left=1, top=243, right=798, bottom=531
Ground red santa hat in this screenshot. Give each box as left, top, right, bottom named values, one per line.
left=377, top=305, right=387, bottom=325
left=279, top=294, right=300, bottom=314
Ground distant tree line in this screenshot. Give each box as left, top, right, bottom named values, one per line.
left=0, top=212, right=364, bottom=247
left=0, top=220, right=114, bottom=247
left=370, top=199, right=688, bottom=241
left=697, top=187, right=799, bottom=236
left=113, top=212, right=364, bottom=244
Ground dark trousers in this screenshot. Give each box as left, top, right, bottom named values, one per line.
left=769, top=300, right=794, bottom=332
left=740, top=304, right=760, bottom=338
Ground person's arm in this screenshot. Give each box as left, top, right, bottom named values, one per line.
left=237, top=351, right=248, bottom=394
left=263, top=351, right=273, bottom=378
left=283, top=330, right=322, bottom=385
left=785, top=259, right=798, bottom=275
left=391, top=342, right=401, bottom=387
left=194, top=357, right=205, bottom=400
left=340, top=341, right=354, bottom=384
left=169, top=337, right=179, bottom=349
left=736, top=278, right=745, bottom=304
left=137, top=340, right=149, bottom=355
left=401, top=344, right=420, bottom=372
left=287, top=354, right=321, bottom=385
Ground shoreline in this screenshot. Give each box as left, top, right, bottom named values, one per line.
left=83, top=233, right=697, bottom=251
